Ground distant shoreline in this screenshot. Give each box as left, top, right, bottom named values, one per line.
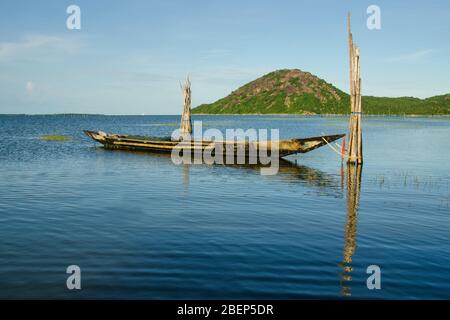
left=192, top=113, right=450, bottom=117
left=1, top=113, right=450, bottom=118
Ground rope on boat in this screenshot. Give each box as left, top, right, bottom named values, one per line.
left=321, top=134, right=346, bottom=159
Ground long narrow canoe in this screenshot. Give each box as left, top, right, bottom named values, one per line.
left=84, top=130, right=344, bottom=158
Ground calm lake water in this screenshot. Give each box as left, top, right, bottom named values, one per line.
left=0, top=114, right=449, bottom=299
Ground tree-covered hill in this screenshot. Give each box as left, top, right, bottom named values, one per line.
left=192, top=69, right=450, bottom=115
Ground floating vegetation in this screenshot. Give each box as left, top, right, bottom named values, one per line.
left=40, top=135, right=71, bottom=141
left=370, top=172, right=447, bottom=192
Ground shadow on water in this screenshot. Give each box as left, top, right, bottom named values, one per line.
left=339, top=164, right=363, bottom=297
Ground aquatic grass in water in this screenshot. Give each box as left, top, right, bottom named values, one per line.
left=40, top=135, right=71, bottom=141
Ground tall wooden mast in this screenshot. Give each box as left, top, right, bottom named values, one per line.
left=180, top=76, right=192, bottom=139
left=347, top=13, right=363, bottom=165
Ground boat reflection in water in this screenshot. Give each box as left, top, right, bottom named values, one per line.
left=162, top=151, right=340, bottom=190
left=339, top=164, right=362, bottom=297
left=100, top=147, right=342, bottom=190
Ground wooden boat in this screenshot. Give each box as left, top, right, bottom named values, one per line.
left=84, top=130, right=344, bottom=158
left=84, top=77, right=345, bottom=159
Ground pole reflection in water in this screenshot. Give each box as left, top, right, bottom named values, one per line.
left=182, top=163, right=190, bottom=191
left=339, top=164, right=362, bottom=297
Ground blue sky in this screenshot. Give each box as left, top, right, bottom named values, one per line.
left=0, top=0, right=449, bottom=114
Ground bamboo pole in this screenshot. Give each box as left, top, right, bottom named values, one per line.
left=351, top=49, right=359, bottom=162
left=348, top=13, right=354, bottom=103
left=347, top=13, right=363, bottom=165
left=357, top=78, right=363, bottom=164
left=180, top=76, right=192, bottom=139
left=347, top=13, right=354, bottom=157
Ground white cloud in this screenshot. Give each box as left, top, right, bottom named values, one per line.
left=387, top=49, right=435, bottom=62
left=0, top=34, right=82, bottom=62
left=26, top=81, right=35, bottom=93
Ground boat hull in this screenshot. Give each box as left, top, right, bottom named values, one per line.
left=84, top=130, right=345, bottom=159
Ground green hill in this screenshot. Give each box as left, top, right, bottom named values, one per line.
left=192, top=69, right=450, bottom=115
